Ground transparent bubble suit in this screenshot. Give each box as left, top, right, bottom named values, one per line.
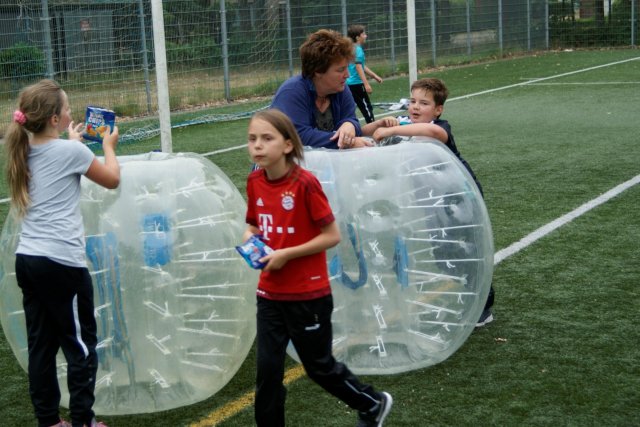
left=0, top=152, right=257, bottom=414
left=289, top=139, right=494, bottom=374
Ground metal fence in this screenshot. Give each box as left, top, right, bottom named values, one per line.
left=0, top=0, right=637, bottom=140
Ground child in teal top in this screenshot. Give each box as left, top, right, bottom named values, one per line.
left=347, top=24, right=383, bottom=123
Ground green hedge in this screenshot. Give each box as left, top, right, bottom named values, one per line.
left=0, top=43, right=46, bottom=80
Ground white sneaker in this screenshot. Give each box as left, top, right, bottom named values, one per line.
left=356, top=392, right=393, bottom=426
left=476, top=309, right=494, bottom=327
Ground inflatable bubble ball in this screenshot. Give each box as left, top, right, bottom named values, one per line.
left=0, top=152, right=258, bottom=414
left=288, top=139, right=494, bottom=374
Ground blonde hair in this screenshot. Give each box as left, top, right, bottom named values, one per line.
left=251, top=109, right=304, bottom=165
left=4, top=79, right=65, bottom=217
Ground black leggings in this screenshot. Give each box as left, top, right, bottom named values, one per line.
left=348, top=83, right=375, bottom=123
left=16, top=254, right=98, bottom=427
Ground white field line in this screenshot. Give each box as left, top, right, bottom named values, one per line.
left=526, top=81, right=640, bottom=85
left=494, top=173, right=640, bottom=265
left=447, top=56, right=640, bottom=101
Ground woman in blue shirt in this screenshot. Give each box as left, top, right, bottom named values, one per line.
left=271, top=29, right=373, bottom=150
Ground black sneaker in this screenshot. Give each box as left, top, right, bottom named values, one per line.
left=356, top=392, right=393, bottom=427
left=476, top=309, right=494, bottom=327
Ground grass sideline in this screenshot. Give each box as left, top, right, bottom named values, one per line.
left=1, top=49, right=639, bottom=426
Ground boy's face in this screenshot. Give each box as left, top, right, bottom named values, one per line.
left=408, top=88, right=443, bottom=123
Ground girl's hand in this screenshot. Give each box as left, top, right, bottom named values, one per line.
left=260, top=249, right=290, bottom=271
left=67, top=121, right=85, bottom=141
left=102, top=126, right=119, bottom=151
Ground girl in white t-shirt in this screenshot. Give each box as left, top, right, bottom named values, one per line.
left=5, top=79, right=119, bottom=427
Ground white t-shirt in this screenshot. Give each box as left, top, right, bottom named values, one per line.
left=16, top=138, right=95, bottom=267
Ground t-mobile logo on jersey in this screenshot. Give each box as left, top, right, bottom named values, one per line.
left=258, top=214, right=273, bottom=240
left=258, top=213, right=295, bottom=241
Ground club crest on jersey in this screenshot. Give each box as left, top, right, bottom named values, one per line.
left=281, top=191, right=295, bottom=211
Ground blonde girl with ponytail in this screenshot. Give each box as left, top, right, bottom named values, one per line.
left=4, top=79, right=119, bottom=427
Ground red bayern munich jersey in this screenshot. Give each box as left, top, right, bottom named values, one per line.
left=246, top=164, right=335, bottom=299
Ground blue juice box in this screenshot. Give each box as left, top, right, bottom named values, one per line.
left=83, top=106, right=115, bottom=143
left=236, top=235, right=274, bottom=269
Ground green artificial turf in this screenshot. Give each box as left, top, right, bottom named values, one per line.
left=0, top=49, right=638, bottom=426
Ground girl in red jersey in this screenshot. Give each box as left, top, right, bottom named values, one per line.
left=243, top=109, right=392, bottom=427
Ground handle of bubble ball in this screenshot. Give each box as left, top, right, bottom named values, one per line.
left=329, top=223, right=368, bottom=290
left=393, top=235, right=409, bottom=288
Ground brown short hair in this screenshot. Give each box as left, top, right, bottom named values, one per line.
left=410, top=78, right=449, bottom=106
left=347, top=24, right=365, bottom=42
left=300, top=29, right=354, bottom=78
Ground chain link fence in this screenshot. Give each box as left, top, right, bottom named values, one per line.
left=0, top=0, right=637, bottom=140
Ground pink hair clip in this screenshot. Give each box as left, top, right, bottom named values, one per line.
left=13, top=110, right=27, bottom=125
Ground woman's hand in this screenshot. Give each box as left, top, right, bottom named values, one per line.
left=331, top=121, right=356, bottom=149
left=372, top=126, right=394, bottom=142
left=350, top=136, right=375, bottom=148
left=331, top=122, right=373, bottom=149
left=338, top=134, right=374, bottom=149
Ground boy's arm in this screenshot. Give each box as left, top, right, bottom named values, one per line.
left=260, top=221, right=341, bottom=271
left=372, top=122, right=448, bottom=143
left=355, top=63, right=372, bottom=93
left=364, top=65, right=383, bottom=83
left=361, top=117, right=399, bottom=136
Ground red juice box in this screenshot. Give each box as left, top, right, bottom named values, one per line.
left=83, top=106, right=115, bottom=143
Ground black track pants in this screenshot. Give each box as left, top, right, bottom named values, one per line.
left=16, top=254, right=98, bottom=427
